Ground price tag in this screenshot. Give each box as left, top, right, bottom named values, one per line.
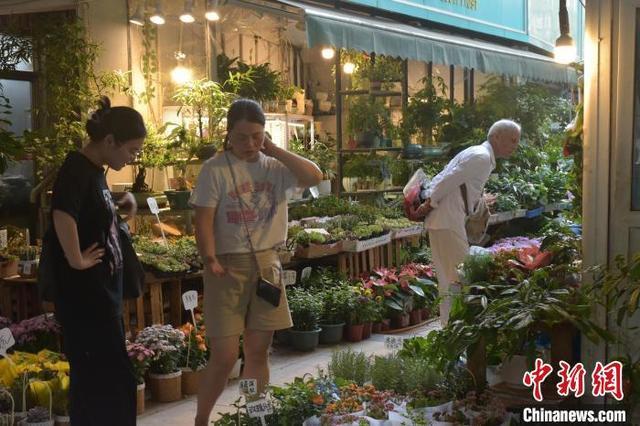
left=0, top=229, right=7, bottom=250
left=22, top=262, right=32, bottom=276
left=146, top=197, right=160, bottom=214
left=246, top=399, right=273, bottom=418
left=239, top=379, right=258, bottom=396
left=182, top=290, right=198, bottom=311
left=309, top=186, right=320, bottom=199
left=0, top=328, right=15, bottom=357
left=282, top=270, right=297, bottom=286
left=384, top=336, right=404, bottom=351
left=301, top=267, right=312, bottom=281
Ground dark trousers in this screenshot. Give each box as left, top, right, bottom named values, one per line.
left=58, top=313, right=136, bottom=425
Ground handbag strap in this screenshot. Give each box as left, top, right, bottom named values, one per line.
left=224, top=152, right=263, bottom=273
left=460, top=183, right=470, bottom=216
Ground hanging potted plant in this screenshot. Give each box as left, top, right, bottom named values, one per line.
left=126, top=342, right=154, bottom=415
left=135, top=324, right=185, bottom=402
left=287, top=289, right=323, bottom=351
left=318, top=286, right=350, bottom=345
left=178, top=322, right=209, bottom=395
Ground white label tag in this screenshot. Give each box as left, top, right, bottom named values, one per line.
left=309, top=186, right=320, bottom=198
left=384, top=336, right=404, bottom=351
left=282, top=270, right=297, bottom=286
left=146, top=197, right=160, bottom=214
left=239, top=379, right=258, bottom=396
left=182, top=290, right=198, bottom=311
left=0, top=328, right=15, bottom=357
left=23, top=261, right=32, bottom=275
left=246, top=399, right=273, bottom=418
left=301, top=267, right=312, bottom=281
left=0, top=229, right=6, bottom=250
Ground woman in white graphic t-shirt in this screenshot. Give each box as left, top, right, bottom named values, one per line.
left=191, top=99, right=322, bottom=426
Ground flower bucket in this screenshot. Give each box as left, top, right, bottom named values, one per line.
left=289, top=328, right=321, bottom=352
left=344, top=324, right=364, bottom=342
left=181, top=367, right=202, bottom=395
left=54, top=415, right=70, bottom=426
left=136, top=383, right=145, bottom=415
left=319, top=323, right=345, bottom=345
left=148, top=371, right=182, bottom=402
left=228, top=358, right=242, bottom=380
left=0, top=259, right=18, bottom=278
left=372, top=323, right=382, bottom=333
left=362, top=322, right=372, bottom=339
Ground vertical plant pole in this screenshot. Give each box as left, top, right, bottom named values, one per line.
left=182, top=290, right=198, bottom=369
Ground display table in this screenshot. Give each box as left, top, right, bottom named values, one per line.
left=0, top=275, right=53, bottom=322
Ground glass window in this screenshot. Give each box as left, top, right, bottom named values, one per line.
left=632, top=9, right=640, bottom=210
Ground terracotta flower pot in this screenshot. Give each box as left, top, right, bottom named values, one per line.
left=148, top=371, right=182, bottom=402
left=181, top=367, right=202, bottom=395
left=136, top=383, right=145, bottom=415
left=381, top=319, right=391, bottom=331
left=409, top=310, right=422, bottom=325
left=362, top=322, right=372, bottom=339
left=345, top=324, right=364, bottom=342
left=372, top=322, right=382, bottom=333
left=391, top=314, right=409, bottom=329
left=421, top=308, right=430, bottom=321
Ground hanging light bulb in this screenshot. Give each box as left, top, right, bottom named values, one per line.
left=321, top=47, right=335, bottom=60
left=554, top=0, right=576, bottom=64
left=171, top=66, right=193, bottom=85
left=150, top=0, right=165, bottom=25
left=205, top=0, right=220, bottom=21
left=343, top=62, right=356, bottom=74
left=129, top=2, right=145, bottom=26
left=180, top=0, right=195, bottom=23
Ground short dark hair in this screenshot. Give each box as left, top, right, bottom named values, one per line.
left=224, top=99, right=265, bottom=149
left=86, top=96, right=147, bottom=144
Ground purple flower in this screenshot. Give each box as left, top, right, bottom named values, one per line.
left=486, top=237, right=541, bottom=254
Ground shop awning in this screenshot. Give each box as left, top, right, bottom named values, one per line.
left=278, top=0, right=577, bottom=84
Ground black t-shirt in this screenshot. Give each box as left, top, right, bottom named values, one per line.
left=50, top=151, right=123, bottom=321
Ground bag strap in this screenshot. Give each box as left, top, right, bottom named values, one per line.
left=460, top=183, right=470, bottom=216
left=224, top=152, right=263, bottom=274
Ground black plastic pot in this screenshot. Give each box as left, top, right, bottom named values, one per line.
left=288, top=328, right=321, bottom=352
left=197, top=144, right=217, bottom=160
left=319, top=323, right=345, bottom=344
left=164, top=190, right=191, bottom=210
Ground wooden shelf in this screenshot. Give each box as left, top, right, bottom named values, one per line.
left=341, top=187, right=403, bottom=196
left=339, top=147, right=402, bottom=153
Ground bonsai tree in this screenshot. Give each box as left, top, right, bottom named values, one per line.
left=401, top=76, right=451, bottom=146
left=131, top=124, right=170, bottom=193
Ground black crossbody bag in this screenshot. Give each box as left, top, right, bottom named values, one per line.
left=224, top=153, right=282, bottom=307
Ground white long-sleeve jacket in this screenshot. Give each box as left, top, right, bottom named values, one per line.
left=424, top=141, right=496, bottom=241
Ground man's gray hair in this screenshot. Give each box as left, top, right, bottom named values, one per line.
left=488, top=119, right=521, bottom=142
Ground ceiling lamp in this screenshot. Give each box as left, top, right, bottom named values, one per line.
left=205, top=0, right=221, bottom=21
left=554, top=0, right=576, bottom=64
left=343, top=62, right=356, bottom=74
left=129, top=2, right=145, bottom=26
left=150, top=0, right=165, bottom=25
left=171, top=66, right=193, bottom=85
left=321, top=47, right=335, bottom=60
left=180, top=0, right=195, bottom=23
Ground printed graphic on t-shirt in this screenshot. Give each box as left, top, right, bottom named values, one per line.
left=102, top=189, right=123, bottom=272
left=226, top=181, right=277, bottom=231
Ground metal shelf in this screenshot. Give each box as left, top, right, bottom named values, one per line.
left=339, top=147, right=402, bottom=153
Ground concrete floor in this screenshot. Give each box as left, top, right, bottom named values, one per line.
left=137, top=320, right=440, bottom=426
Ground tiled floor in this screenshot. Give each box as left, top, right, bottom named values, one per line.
left=138, top=320, right=441, bottom=425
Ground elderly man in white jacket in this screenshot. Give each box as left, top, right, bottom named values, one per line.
left=416, top=119, right=521, bottom=325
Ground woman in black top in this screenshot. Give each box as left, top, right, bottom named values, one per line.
left=51, top=96, right=146, bottom=425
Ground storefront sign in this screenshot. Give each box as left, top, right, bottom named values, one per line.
left=440, top=0, right=477, bottom=10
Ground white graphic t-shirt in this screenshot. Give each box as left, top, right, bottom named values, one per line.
left=190, top=151, right=297, bottom=255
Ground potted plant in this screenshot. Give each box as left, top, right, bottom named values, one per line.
left=135, top=324, right=185, bottom=402
left=346, top=97, right=390, bottom=148
left=401, top=76, right=451, bottom=152
left=17, top=246, right=39, bottom=279
left=130, top=124, right=170, bottom=207
left=345, top=290, right=367, bottom=342
left=318, top=286, right=350, bottom=345
left=163, top=125, right=198, bottom=210
left=287, top=289, right=323, bottom=351
left=178, top=322, right=209, bottom=395
left=385, top=290, right=413, bottom=329
left=50, top=376, right=69, bottom=426
left=0, top=387, right=14, bottom=426
left=359, top=55, right=402, bottom=91
left=126, top=342, right=154, bottom=414
left=24, top=406, right=53, bottom=426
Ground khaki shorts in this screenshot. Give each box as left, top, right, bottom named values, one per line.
left=203, top=250, right=292, bottom=338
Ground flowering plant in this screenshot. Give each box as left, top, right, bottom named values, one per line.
left=9, top=314, right=61, bottom=353
left=178, top=322, right=209, bottom=370
left=135, top=325, right=185, bottom=374
left=126, top=342, right=155, bottom=384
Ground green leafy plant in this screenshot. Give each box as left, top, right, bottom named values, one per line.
left=401, top=76, right=451, bottom=146
left=328, top=349, right=370, bottom=386
left=288, top=288, right=323, bottom=331
left=319, top=286, right=353, bottom=324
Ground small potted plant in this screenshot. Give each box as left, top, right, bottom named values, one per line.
left=0, top=387, right=14, bottom=426
left=345, top=291, right=367, bottom=343
left=287, top=289, right=323, bottom=351
left=17, top=246, right=39, bottom=279
left=385, top=291, right=413, bottom=329
left=318, top=286, right=350, bottom=345
left=50, top=376, right=69, bottom=426
left=126, top=341, right=155, bottom=414
left=178, top=321, right=209, bottom=395
left=24, top=406, right=53, bottom=426
left=135, top=324, right=185, bottom=402
left=164, top=125, right=198, bottom=210
left=130, top=124, right=170, bottom=207
left=346, top=97, right=390, bottom=148
left=0, top=251, right=18, bottom=278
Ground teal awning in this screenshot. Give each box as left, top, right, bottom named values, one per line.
left=279, top=0, right=577, bottom=85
